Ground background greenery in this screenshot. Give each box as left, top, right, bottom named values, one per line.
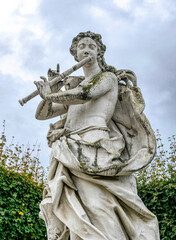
left=0, top=121, right=47, bottom=239
left=136, top=130, right=176, bottom=239
left=0, top=121, right=175, bottom=239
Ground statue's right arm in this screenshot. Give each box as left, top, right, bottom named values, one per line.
left=35, top=100, right=67, bottom=120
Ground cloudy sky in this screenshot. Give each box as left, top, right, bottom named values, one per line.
left=0, top=0, right=175, bottom=168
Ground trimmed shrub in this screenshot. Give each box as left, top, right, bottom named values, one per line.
left=136, top=131, right=176, bottom=239
left=0, top=121, right=46, bottom=185
left=0, top=166, right=47, bottom=239
left=0, top=121, right=47, bottom=239
left=138, top=178, right=176, bottom=239
left=0, top=120, right=175, bottom=239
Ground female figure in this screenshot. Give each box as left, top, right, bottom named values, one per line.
left=35, top=31, right=160, bottom=240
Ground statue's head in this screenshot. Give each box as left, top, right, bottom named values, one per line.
left=70, top=31, right=107, bottom=71
left=70, top=31, right=117, bottom=75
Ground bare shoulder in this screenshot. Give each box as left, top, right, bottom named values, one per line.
left=99, top=72, right=117, bottom=88
left=101, top=72, right=117, bottom=82
left=102, top=71, right=117, bottom=78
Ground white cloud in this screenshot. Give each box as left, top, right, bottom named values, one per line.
left=89, top=6, right=122, bottom=29
left=112, top=0, right=176, bottom=21
left=0, top=0, right=42, bottom=32
left=147, top=0, right=159, bottom=3
left=19, top=0, right=41, bottom=15
left=0, top=54, right=36, bottom=82
left=142, top=0, right=175, bottom=21
left=153, top=90, right=171, bottom=105
left=88, top=5, right=133, bottom=48
left=0, top=0, right=50, bottom=82
left=113, top=0, right=132, bottom=11
left=89, top=6, right=117, bottom=34
left=90, top=6, right=109, bottom=18
left=134, top=7, right=148, bottom=18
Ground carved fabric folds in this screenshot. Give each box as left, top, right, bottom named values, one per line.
left=40, top=83, right=160, bottom=239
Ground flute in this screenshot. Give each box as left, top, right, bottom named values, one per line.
left=18, top=56, right=92, bottom=106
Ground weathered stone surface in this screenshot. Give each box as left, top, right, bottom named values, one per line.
left=34, top=31, right=160, bottom=240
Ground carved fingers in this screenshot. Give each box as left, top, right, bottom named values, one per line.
left=47, top=65, right=60, bottom=82
left=40, top=76, right=47, bottom=82
left=34, top=80, right=52, bottom=100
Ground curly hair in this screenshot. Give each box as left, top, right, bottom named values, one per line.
left=70, top=31, right=117, bottom=75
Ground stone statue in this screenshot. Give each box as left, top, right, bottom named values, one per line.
left=34, top=31, right=160, bottom=240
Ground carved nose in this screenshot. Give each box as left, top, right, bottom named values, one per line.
left=83, top=46, right=90, bottom=55
left=84, top=51, right=89, bottom=55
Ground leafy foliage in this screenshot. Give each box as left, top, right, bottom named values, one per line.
left=136, top=130, right=176, bottom=184
left=0, top=120, right=175, bottom=239
left=0, top=120, right=46, bottom=185
left=0, top=121, right=47, bottom=239
left=0, top=167, right=47, bottom=239
left=136, top=131, right=176, bottom=239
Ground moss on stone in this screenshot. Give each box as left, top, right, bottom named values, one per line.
left=105, top=65, right=118, bottom=75
left=82, top=72, right=103, bottom=92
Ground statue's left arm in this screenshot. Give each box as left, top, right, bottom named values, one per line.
left=44, top=72, right=117, bottom=105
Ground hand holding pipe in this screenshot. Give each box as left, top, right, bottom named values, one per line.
left=18, top=56, right=92, bottom=106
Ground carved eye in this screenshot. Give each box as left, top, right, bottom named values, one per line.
left=78, top=43, right=85, bottom=50
left=89, top=44, right=96, bottom=50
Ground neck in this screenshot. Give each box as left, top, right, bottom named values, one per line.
left=83, top=62, right=101, bottom=78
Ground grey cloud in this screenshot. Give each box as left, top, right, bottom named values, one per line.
left=0, top=35, right=13, bottom=56
left=40, top=0, right=89, bottom=31
left=0, top=73, right=51, bottom=166
left=1, top=0, right=175, bottom=169
left=17, top=30, right=47, bottom=72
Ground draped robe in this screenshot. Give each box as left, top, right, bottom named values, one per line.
left=39, top=79, right=160, bottom=240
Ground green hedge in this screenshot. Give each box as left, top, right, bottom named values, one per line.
left=138, top=178, right=176, bottom=240
left=1, top=166, right=175, bottom=240
left=0, top=166, right=46, bottom=239
left=0, top=122, right=175, bottom=239
left=136, top=132, right=176, bottom=239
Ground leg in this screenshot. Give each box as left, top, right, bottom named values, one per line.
left=72, top=176, right=128, bottom=240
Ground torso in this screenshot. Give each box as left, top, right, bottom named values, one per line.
left=65, top=72, right=118, bottom=140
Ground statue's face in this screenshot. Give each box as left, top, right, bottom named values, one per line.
left=76, top=37, right=98, bottom=64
